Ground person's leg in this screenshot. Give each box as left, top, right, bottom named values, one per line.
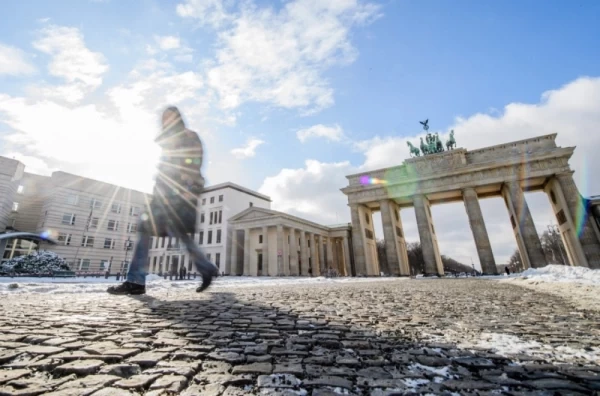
left=125, top=231, right=152, bottom=285
left=107, top=222, right=151, bottom=295
left=176, top=229, right=218, bottom=292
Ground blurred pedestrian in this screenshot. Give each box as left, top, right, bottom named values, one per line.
left=108, top=107, right=218, bottom=295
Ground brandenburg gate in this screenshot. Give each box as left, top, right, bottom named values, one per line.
left=341, top=124, right=600, bottom=276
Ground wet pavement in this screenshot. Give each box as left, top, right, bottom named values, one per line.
left=0, top=278, right=598, bottom=395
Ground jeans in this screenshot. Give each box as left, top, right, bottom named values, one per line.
left=126, top=219, right=215, bottom=286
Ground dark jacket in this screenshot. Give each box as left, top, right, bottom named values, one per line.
left=144, top=128, right=205, bottom=237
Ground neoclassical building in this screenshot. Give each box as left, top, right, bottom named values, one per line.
left=225, top=207, right=353, bottom=277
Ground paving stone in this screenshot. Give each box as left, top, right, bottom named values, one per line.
left=202, top=361, right=232, bottom=374
left=453, top=357, right=496, bottom=369
left=98, top=363, right=142, bottom=378
left=232, top=362, right=273, bottom=375
left=149, top=374, right=187, bottom=392
left=127, top=352, right=170, bottom=368
left=304, top=376, right=353, bottom=389
left=90, top=387, right=140, bottom=396
left=114, top=374, right=161, bottom=389
left=274, top=363, right=304, bottom=376
left=17, top=346, right=64, bottom=356
left=207, top=351, right=245, bottom=364
left=181, top=384, right=224, bottom=396
left=0, top=369, right=30, bottom=385
left=525, top=378, right=590, bottom=392
left=441, top=380, right=500, bottom=391
left=258, top=374, right=302, bottom=388
left=56, top=375, right=121, bottom=395
left=54, top=359, right=105, bottom=375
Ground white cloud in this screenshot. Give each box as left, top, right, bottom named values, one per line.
left=1, top=152, right=57, bottom=176
left=259, top=159, right=355, bottom=224
left=231, top=138, right=265, bottom=159
left=0, top=43, right=36, bottom=76
left=258, top=76, right=600, bottom=266
left=203, top=0, right=380, bottom=112
left=31, top=25, right=109, bottom=103
left=297, top=124, right=344, bottom=143
left=155, top=35, right=181, bottom=50
left=176, top=0, right=231, bottom=28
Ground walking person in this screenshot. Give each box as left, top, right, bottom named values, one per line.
left=108, top=107, right=218, bottom=295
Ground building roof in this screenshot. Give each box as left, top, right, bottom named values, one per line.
left=229, top=207, right=350, bottom=231
left=202, top=182, right=272, bottom=202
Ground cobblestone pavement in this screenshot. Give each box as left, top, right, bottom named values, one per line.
left=0, top=279, right=599, bottom=395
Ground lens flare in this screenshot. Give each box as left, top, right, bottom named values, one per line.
left=359, top=175, right=388, bottom=185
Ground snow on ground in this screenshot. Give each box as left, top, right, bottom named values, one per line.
left=497, top=264, right=600, bottom=312
left=0, top=275, right=405, bottom=295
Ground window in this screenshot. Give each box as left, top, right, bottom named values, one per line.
left=215, top=253, right=221, bottom=267
left=17, top=185, right=24, bottom=194
left=207, top=230, right=213, bottom=244
left=200, top=213, right=205, bottom=224
left=90, top=198, right=102, bottom=209
left=199, top=231, right=204, bottom=245
left=364, top=213, right=370, bottom=225
left=104, top=238, right=115, bottom=249
left=130, top=206, right=140, bottom=216
left=11, top=202, right=19, bottom=212
left=218, top=210, right=222, bottom=224
left=90, top=217, right=99, bottom=228
left=125, top=239, right=133, bottom=250
left=58, top=233, right=72, bottom=246
left=154, top=237, right=159, bottom=249
left=259, top=234, right=263, bottom=243
left=79, top=259, right=90, bottom=271
left=107, top=220, right=119, bottom=231
left=209, top=212, right=214, bottom=225
left=81, top=236, right=95, bottom=247
left=66, top=194, right=79, bottom=205
left=62, top=213, right=76, bottom=225
left=219, top=195, right=223, bottom=202
left=210, top=197, right=215, bottom=204
left=161, top=238, right=166, bottom=248
left=127, top=222, right=137, bottom=233
left=202, top=198, right=206, bottom=205
left=100, top=260, right=110, bottom=271
left=249, top=202, right=253, bottom=207
left=111, top=203, right=121, bottom=214
left=152, top=257, right=157, bottom=273
left=216, top=229, right=222, bottom=244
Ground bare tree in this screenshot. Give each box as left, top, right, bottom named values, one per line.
left=376, top=239, right=390, bottom=275
left=508, top=249, right=523, bottom=272
left=540, top=229, right=567, bottom=265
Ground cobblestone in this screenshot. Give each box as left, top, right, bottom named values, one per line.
left=0, top=278, right=599, bottom=395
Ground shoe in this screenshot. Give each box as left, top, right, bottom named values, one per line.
left=107, top=281, right=146, bottom=295
left=195, top=262, right=219, bottom=293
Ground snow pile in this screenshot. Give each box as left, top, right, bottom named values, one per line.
left=519, top=264, right=600, bottom=285
left=0, top=250, right=71, bottom=274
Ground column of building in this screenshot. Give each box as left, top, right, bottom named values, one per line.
left=502, top=181, right=547, bottom=269
left=299, top=230, right=308, bottom=276
left=276, top=224, right=285, bottom=276
left=379, top=199, right=410, bottom=276
left=319, top=235, right=326, bottom=274
left=289, top=228, right=299, bottom=275
left=243, top=227, right=252, bottom=275
left=308, top=233, right=317, bottom=276
left=262, top=226, right=269, bottom=276
left=462, top=188, right=498, bottom=275
left=413, top=194, right=444, bottom=276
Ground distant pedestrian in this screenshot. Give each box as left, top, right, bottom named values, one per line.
left=107, top=106, right=218, bottom=295
left=505, top=266, right=510, bottom=276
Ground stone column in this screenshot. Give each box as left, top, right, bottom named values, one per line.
left=380, top=199, right=401, bottom=276
left=342, top=235, right=352, bottom=276
left=229, top=227, right=237, bottom=275
left=289, top=228, right=299, bottom=276
left=462, top=188, right=498, bottom=274
left=276, top=224, right=284, bottom=276
left=413, top=194, right=444, bottom=276
left=326, top=237, right=334, bottom=272
left=300, top=230, right=309, bottom=276
left=308, top=233, right=317, bottom=276
left=319, top=235, right=326, bottom=274
left=243, top=228, right=251, bottom=276
left=555, top=173, right=600, bottom=268
left=262, top=226, right=269, bottom=276
left=349, top=204, right=368, bottom=275
left=502, top=181, right=547, bottom=269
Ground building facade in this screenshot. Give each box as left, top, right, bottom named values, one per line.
left=226, top=207, right=354, bottom=277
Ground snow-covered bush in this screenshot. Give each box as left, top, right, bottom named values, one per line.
left=0, top=250, right=71, bottom=274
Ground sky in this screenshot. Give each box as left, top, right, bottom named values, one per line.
left=1, top=0, right=600, bottom=268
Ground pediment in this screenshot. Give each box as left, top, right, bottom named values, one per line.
left=229, top=207, right=277, bottom=222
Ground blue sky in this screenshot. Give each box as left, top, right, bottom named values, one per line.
left=1, top=0, right=599, bottom=266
